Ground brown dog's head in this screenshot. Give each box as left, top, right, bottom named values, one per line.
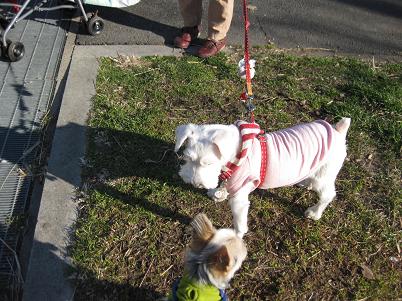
left=185, top=213, right=247, bottom=289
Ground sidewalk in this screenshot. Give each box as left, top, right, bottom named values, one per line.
left=76, top=0, right=402, bottom=56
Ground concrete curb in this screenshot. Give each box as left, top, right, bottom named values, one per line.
left=22, top=44, right=181, bottom=301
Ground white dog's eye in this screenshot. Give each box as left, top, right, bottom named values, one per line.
left=182, top=155, right=191, bottom=161
left=181, top=151, right=197, bottom=164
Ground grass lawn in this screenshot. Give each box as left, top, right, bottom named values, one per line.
left=71, top=48, right=401, bottom=300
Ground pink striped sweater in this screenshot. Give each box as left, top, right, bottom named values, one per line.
left=225, top=120, right=335, bottom=196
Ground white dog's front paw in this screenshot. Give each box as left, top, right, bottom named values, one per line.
left=304, top=205, right=323, bottom=221
left=207, top=188, right=229, bottom=203
left=236, top=228, right=248, bottom=239
left=235, top=225, right=248, bottom=238
left=236, top=232, right=245, bottom=239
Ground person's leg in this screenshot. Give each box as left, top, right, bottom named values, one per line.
left=198, top=0, right=233, bottom=57
left=208, top=0, right=234, bottom=41
left=174, top=0, right=202, bottom=49
left=178, top=0, right=202, bottom=28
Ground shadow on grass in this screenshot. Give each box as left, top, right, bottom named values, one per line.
left=45, top=123, right=200, bottom=225
left=262, top=190, right=307, bottom=218
left=97, top=181, right=192, bottom=225
left=73, top=267, right=165, bottom=301
left=23, top=240, right=164, bottom=301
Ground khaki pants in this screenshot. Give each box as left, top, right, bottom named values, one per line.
left=178, top=0, right=234, bottom=41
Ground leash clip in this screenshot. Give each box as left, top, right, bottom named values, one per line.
left=240, top=91, right=256, bottom=123
left=245, top=98, right=255, bottom=113
left=240, top=92, right=255, bottom=111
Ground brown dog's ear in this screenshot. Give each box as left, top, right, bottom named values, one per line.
left=208, top=245, right=230, bottom=272
left=190, top=213, right=216, bottom=251
left=175, top=124, right=196, bottom=152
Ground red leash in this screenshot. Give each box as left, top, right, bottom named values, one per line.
left=240, top=0, right=255, bottom=123
left=240, top=0, right=268, bottom=187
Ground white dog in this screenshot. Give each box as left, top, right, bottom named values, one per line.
left=175, top=118, right=351, bottom=237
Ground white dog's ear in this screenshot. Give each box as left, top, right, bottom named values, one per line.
left=212, top=129, right=235, bottom=161
left=190, top=213, right=216, bottom=252
left=175, top=124, right=196, bottom=152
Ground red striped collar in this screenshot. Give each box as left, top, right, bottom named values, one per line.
left=219, top=121, right=267, bottom=186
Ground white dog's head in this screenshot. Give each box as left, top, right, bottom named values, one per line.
left=175, top=124, right=240, bottom=189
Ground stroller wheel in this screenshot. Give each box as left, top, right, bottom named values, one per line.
left=87, top=16, right=104, bottom=36
left=7, top=41, right=25, bottom=62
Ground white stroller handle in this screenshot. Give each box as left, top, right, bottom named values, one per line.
left=83, top=0, right=140, bottom=7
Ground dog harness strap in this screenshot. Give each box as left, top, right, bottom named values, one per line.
left=219, top=121, right=263, bottom=182
left=238, top=122, right=259, bottom=130
left=258, top=134, right=267, bottom=187
left=171, top=278, right=181, bottom=301
left=219, top=289, right=228, bottom=301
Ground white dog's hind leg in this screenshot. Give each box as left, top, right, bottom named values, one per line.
left=229, top=182, right=255, bottom=238
left=305, top=141, right=347, bottom=220
left=304, top=180, right=336, bottom=220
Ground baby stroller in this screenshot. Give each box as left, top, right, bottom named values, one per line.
left=0, top=0, right=139, bottom=62
left=0, top=0, right=106, bottom=62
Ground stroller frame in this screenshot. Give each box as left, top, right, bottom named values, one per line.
left=0, top=0, right=104, bottom=62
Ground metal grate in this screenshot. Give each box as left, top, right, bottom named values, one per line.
left=0, top=0, right=66, bottom=285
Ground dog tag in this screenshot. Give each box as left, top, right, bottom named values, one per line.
left=212, top=187, right=229, bottom=203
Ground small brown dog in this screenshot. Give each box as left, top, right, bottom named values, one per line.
left=166, top=213, right=247, bottom=301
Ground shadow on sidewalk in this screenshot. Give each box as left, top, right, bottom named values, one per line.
left=76, top=5, right=179, bottom=45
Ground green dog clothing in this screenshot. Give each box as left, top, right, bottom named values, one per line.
left=168, top=274, right=227, bottom=301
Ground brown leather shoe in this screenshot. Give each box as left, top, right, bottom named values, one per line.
left=174, top=26, right=200, bottom=49
left=197, top=38, right=227, bottom=58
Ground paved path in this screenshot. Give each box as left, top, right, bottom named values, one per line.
left=76, top=0, right=402, bottom=56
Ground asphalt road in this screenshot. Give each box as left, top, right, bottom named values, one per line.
left=76, top=0, right=402, bottom=56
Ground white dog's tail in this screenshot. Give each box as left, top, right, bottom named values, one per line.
left=335, top=117, right=351, bottom=136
